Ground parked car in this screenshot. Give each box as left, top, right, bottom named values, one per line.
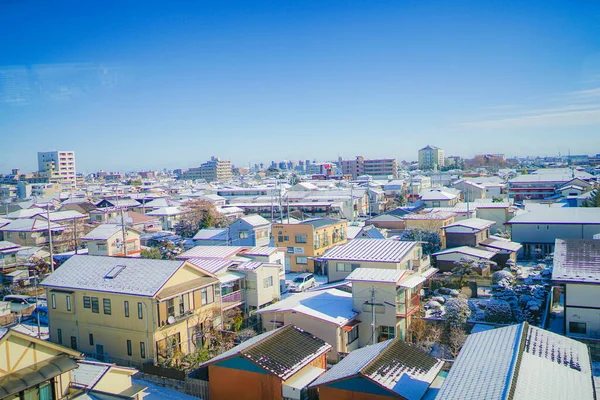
left=288, top=273, right=316, bottom=292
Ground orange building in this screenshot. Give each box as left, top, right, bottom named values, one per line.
left=193, top=325, right=331, bottom=400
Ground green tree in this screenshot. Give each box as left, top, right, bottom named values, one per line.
left=583, top=189, right=600, bottom=207
left=140, top=247, right=162, bottom=259
left=400, top=228, right=441, bottom=255
left=140, top=241, right=183, bottom=260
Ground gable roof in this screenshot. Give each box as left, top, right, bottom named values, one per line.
left=236, top=214, right=270, bottom=227
left=178, top=245, right=245, bottom=260
left=256, top=288, right=358, bottom=326
left=321, top=239, right=417, bottom=263
left=80, top=224, right=141, bottom=241
left=199, top=325, right=331, bottom=380
left=507, top=208, right=600, bottom=225
left=192, top=228, right=228, bottom=241
left=433, top=246, right=498, bottom=260
left=312, top=339, right=443, bottom=399
left=41, top=255, right=191, bottom=297
left=0, top=219, right=66, bottom=232
left=442, top=218, right=496, bottom=231
left=435, top=323, right=594, bottom=400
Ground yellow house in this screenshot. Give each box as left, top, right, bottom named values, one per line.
left=80, top=224, right=142, bottom=257
left=41, top=255, right=222, bottom=368
left=272, top=218, right=348, bottom=274
left=0, top=328, right=146, bottom=399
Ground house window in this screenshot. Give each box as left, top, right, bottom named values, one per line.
left=287, top=247, right=294, bottom=254
left=66, top=296, right=71, bottom=311
left=19, top=232, right=27, bottom=240
left=278, top=236, right=284, bottom=242
left=6, top=232, right=11, bottom=239
left=127, top=340, right=132, bottom=356
left=51, top=294, right=56, bottom=309
left=166, top=299, right=175, bottom=318
left=336, top=263, right=360, bottom=272
left=140, top=342, right=146, bottom=359
left=246, top=280, right=257, bottom=290
left=432, top=201, right=440, bottom=207
left=263, top=276, right=273, bottom=288
left=57, top=329, right=62, bottom=345
left=297, top=256, right=308, bottom=264
left=239, top=231, right=249, bottom=239
left=347, top=325, right=359, bottom=344
left=295, top=234, right=307, bottom=244
left=103, top=299, right=111, bottom=315
left=201, top=287, right=214, bottom=305
left=379, top=326, right=395, bottom=340
left=83, top=296, right=91, bottom=309
left=91, top=297, right=99, bottom=313
left=71, top=336, right=77, bottom=351
left=569, top=322, right=587, bottom=335
left=89, top=333, right=94, bottom=346
left=138, top=302, right=143, bottom=319
left=124, top=301, right=129, bottom=317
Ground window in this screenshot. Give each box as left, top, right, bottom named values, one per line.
left=296, top=256, right=308, bottom=264
left=66, top=295, right=71, bottom=311
left=51, top=294, right=56, bottom=309
left=140, top=342, right=146, bottom=359
left=263, top=276, right=273, bottom=288
left=127, top=340, right=132, bottom=356
left=239, top=231, right=249, bottom=239
left=138, top=302, right=143, bottom=319
left=295, top=234, right=307, bottom=244
left=91, top=297, right=99, bottom=313
left=167, top=299, right=175, bottom=317
left=57, top=329, right=62, bottom=345
left=347, top=325, right=359, bottom=344
left=5, top=232, right=11, bottom=239
left=124, top=301, right=129, bottom=317
left=379, top=326, right=395, bottom=340
left=432, top=201, right=440, bottom=207
left=570, top=322, right=587, bottom=335
left=278, top=235, right=284, bottom=242
left=336, top=263, right=360, bottom=272
left=19, top=232, right=27, bottom=240
left=103, top=299, right=111, bottom=315
left=246, top=280, right=257, bottom=290
left=70, top=336, right=77, bottom=351
left=287, top=246, right=294, bottom=254
left=83, top=296, right=91, bottom=309
left=89, top=333, right=94, bottom=346
left=201, top=287, right=214, bottom=305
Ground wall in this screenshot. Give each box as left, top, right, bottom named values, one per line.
left=511, top=223, right=600, bottom=246
left=253, top=266, right=281, bottom=309
left=328, top=260, right=400, bottom=283
left=319, top=381, right=396, bottom=400
left=352, top=281, right=398, bottom=347
left=209, top=361, right=282, bottom=400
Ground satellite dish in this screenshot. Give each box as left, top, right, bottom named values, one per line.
left=167, top=316, right=175, bottom=325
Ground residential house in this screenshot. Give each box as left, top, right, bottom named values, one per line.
left=0, top=241, right=30, bottom=269
left=70, top=360, right=147, bottom=399
left=346, top=224, right=386, bottom=240
left=146, top=206, right=185, bottom=230
left=0, top=219, right=68, bottom=252
left=95, top=198, right=141, bottom=210
left=436, top=322, right=595, bottom=399
left=419, top=188, right=460, bottom=208
left=474, top=202, right=518, bottom=235
left=478, top=236, right=522, bottom=268
left=347, top=268, right=432, bottom=343
left=228, top=214, right=271, bottom=247
left=272, top=218, right=348, bottom=274
left=507, top=208, right=600, bottom=258
left=552, top=238, right=600, bottom=339
left=432, top=246, right=496, bottom=274
left=41, top=255, right=222, bottom=367
left=441, top=218, right=495, bottom=248
left=452, top=179, right=487, bottom=202
left=89, top=207, right=122, bottom=224
left=508, top=168, right=594, bottom=200
left=80, top=224, right=142, bottom=257
left=257, top=288, right=360, bottom=362
left=192, top=228, right=229, bottom=246
left=402, top=211, right=456, bottom=249
left=318, top=238, right=432, bottom=283
left=310, top=339, right=444, bottom=400
left=192, top=325, right=330, bottom=400
left=109, top=210, right=162, bottom=233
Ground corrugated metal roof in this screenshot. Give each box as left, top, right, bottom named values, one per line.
left=71, top=361, right=110, bottom=389
left=192, top=228, right=228, bottom=241
left=81, top=224, right=121, bottom=240
left=507, top=208, right=600, bottom=224
left=321, top=239, right=417, bottom=263
left=178, top=246, right=245, bottom=260
left=0, top=219, right=65, bottom=232
left=186, top=258, right=233, bottom=274
left=241, top=247, right=280, bottom=256
left=433, top=246, right=498, bottom=259
left=552, top=238, right=600, bottom=283
left=443, top=218, right=496, bottom=231
left=347, top=268, right=406, bottom=283
left=41, top=255, right=184, bottom=297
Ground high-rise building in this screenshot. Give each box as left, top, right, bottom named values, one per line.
left=418, top=145, right=445, bottom=170
left=37, top=150, right=76, bottom=188
left=181, top=156, right=233, bottom=182
left=341, top=156, right=398, bottom=179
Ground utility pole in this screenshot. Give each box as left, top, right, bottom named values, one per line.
left=371, top=286, right=376, bottom=345
left=121, top=207, right=127, bottom=257
left=46, top=204, right=54, bottom=273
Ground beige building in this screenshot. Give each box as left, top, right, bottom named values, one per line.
left=182, top=156, right=233, bottom=183
left=80, top=224, right=142, bottom=257
left=38, top=150, right=77, bottom=188
left=418, top=145, right=444, bottom=170
left=42, top=255, right=222, bottom=367
left=272, top=218, right=348, bottom=274
left=341, top=156, right=399, bottom=179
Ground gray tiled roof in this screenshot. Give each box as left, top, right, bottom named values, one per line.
left=41, top=255, right=184, bottom=297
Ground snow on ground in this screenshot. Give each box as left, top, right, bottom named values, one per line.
left=281, top=272, right=328, bottom=299
left=547, top=293, right=565, bottom=335
left=133, top=379, right=201, bottom=400
left=11, top=320, right=49, bottom=340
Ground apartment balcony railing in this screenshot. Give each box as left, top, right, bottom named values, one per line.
left=396, top=295, right=421, bottom=317
left=222, top=290, right=243, bottom=304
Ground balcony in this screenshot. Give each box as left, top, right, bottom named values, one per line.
left=222, top=290, right=244, bottom=310
left=396, top=294, right=420, bottom=317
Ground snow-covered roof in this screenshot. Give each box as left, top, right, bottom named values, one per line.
left=433, top=246, right=497, bottom=260
left=0, top=219, right=66, bottom=232
left=146, top=206, right=183, bottom=216
left=442, top=218, right=496, bottom=231
left=257, top=288, right=358, bottom=326
left=420, top=189, right=459, bottom=201
left=507, top=208, right=600, bottom=225
left=192, top=228, right=228, bottom=241
left=436, top=322, right=595, bottom=400
left=347, top=268, right=407, bottom=284
left=238, top=214, right=271, bottom=227
left=240, top=247, right=281, bottom=257
left=41, top=255, right=191, bottom=297
left=186, top=258, right=233, bottom=275
left=552, top=238, right=600, bottom=283
left=321, top=239, right=417, bottom=263
left=479, top=237, right=523, bottom=252
left=178, top=245, right=245, bottom=260
left=81, top=224, right=140, bottom=241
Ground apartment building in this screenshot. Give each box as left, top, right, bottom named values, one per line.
left=42, top=255, right=222, bottom=367
left=272, top=218, right=348, bottom=273
left=341, top=156, right=399, bottom=179
left=38, top=150, right=77, bottom=188
left=182, top=156, right=233, bottom=183
left=418, top=145, right=444, bottom=170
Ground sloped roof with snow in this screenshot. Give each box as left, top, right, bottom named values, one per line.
left=433, top=246, right=497, bottom=260
left=347, top=268, right=406, bottom=284
left=552, top=238, right=600, bottom=283
left=321, top=239, right=417, bottom=263
left=81, top=224, right=122, bottom=240
left=442, top=218, right=496, bottom=231
left=507, top=208, right=600, bottom=224
left=238, top=214, right=271, bottom=227
left=178, top=246, right=245, bottom=260
left=192, top=228, right=228, bottom=241
left=0, top=219, right=66, bottom=232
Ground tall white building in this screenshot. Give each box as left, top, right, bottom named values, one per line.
left=37, top=150, right=76, bottom=188
left=418, top=145, right=444, bottom=170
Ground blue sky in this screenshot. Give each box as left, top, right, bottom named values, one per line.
left=1, top=0, right=600, bottom=173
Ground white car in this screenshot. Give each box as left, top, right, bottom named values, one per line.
left=288, top=273, right=316, bottom=292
